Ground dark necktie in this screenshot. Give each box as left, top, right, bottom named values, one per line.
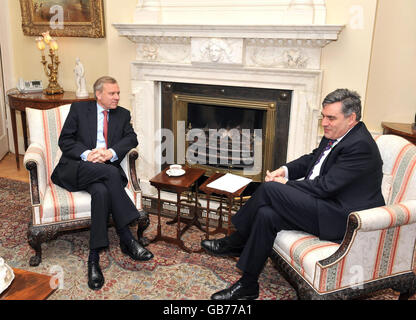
left=103, top=110, right=108, bottom=148
left=306, top=139, right=336, bottom=179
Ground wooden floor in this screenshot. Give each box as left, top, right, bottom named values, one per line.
left=0, top=153, right=29, bottom=183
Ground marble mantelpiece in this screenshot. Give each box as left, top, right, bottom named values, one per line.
left=113, top=23, right=344, bottom=195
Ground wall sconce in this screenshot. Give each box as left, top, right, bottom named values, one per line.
left=36, top=31, right=64, bottom=95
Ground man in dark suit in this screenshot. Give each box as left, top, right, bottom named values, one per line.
left=201, top=88, right=385, bottom=300
left=51, top=76, right=153, bottom=290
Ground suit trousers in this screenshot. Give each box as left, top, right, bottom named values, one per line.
left=232, top=181, right=321, bottom=278
left=77, top=161, right=140, bottom=250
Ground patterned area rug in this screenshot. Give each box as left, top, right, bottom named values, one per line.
left=0, top=177, right=413, bottom=300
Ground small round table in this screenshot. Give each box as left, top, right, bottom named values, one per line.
left=199, top=172, right=249, bottom=237
left=149, top=167, right=206, bottom=253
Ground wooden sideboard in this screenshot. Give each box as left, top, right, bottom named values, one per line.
left=382, top=122, right=416, bottom=145
left=8, top=90, right=95, bottom=169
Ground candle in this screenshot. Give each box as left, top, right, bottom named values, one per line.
left=50, top=39, right=59, bottom=51
left=36, top=37, right=45, bottom=51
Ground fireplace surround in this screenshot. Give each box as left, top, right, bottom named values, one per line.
left=113, top=2, right=344, bottom=197
left=161, top=82, right=292, bottom=182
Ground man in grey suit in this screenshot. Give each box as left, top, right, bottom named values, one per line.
left=201, top=88, right=385, bottom=300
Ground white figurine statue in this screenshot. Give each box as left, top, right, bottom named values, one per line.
left=74, top=58, right=89, bottom=98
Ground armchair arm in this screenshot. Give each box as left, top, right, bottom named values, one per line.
left=127, top=148, right=141, bottom=193
left=352, top=200, right=416, bottom=231
left=120, top=148, right=141, bottom=191
left=121, top=148, right=143, bottom=210
left=318, top=200, right=416, bottom=267
left=23, top=143, right=48, bottom=206
left=122, top=148, right=150, bottom=244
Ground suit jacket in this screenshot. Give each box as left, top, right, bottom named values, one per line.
left=285, top=122, right=385, bottom=240
left=51, top=101, right=138, bottom=192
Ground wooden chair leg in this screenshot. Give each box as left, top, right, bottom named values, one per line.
left=136, top=210, right=150, bottom=247
left=28, top=238, right=42, bottom=267
left=398, top=278, right=416, bottom=300
left=27, top=224, right=43, bottom=266
left=399, top=292, right=411, bottom=300
left=27, top=222, right=59, bottom=267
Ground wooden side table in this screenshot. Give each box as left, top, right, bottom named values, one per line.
left=382, top=122, right=416, bottom=145
left=0, top=268, right=56, bottom=300
left=7, top=90, right=95, bottom=169
left=199, top=173, right=250, bottom=237
left=149, top=167, right=206, bottom=253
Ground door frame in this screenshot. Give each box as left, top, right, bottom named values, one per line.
left=0, top=1, right=16, bottom=156
left=0, top=46, right=9, bottom=160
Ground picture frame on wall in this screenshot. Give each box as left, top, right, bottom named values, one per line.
left=19, top=0, right=105, bottom=38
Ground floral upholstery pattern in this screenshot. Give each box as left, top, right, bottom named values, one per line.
left=272, top=135, right=416, bottom=298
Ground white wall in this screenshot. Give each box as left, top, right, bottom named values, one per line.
left=365, top=0, right=416, bottom=131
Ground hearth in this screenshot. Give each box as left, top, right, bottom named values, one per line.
left=161, top=82, right=292, bottom=182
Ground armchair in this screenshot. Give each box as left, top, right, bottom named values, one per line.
left=271, top=134, right=416, bottom=299
left=24, top=105, right=149, bottom=267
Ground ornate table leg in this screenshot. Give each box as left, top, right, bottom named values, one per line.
left=150, top=188, right=162, bottom=244
left=176, top=192, right=181, bottom=240
left=10, top=108, right=20, bottom=169
left=21, top=110, right=28, bottom=150
left=205, top=193, right=211, bottom=240
left=227, top=196, right=233, bottom=236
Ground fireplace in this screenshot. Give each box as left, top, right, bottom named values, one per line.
left=113, top=18, right=343, bottom=196
left=161, top=82, right=292, bottom=182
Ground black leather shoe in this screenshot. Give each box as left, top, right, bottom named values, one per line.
left=88, top=261, right=104, bottom=290
left=120, top=238, right=154, bottom=261
left=211, top=280, right=259, bottom=300
left=201, top=238, right=244, bottom=257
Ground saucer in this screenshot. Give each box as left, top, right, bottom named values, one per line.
left=166, top=168, right=186, bottom=177
left=0, top=263, right=15, bottom=295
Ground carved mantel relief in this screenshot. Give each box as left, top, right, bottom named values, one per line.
left=191, top=38, right=243, bottom=65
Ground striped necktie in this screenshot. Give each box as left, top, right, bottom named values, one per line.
left=306, top=139, right=336, bottom=179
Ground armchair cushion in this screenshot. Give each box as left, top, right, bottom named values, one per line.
left=273, top=230, right=339, bottom=285
left=37, top=185, right=91, bottom=225
left=273, top=200, right=416, bottom=296
left=36, top=184, right=137, bottom=225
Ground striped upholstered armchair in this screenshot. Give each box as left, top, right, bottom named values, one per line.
left=23, top=104, right=149, bottom=266
left=271, top=134, right=416, bottom=300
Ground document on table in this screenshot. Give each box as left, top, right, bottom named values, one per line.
left=206, top=173, right=252, bottom=193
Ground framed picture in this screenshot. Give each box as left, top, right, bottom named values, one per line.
left=19, top=0, right=105, bottom=38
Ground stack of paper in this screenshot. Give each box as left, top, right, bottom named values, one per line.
left=206, top=173, right=252, bottom=193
